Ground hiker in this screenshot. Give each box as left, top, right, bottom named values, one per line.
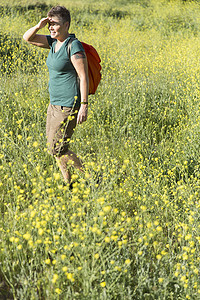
left=23, top=5, right=89, bottom=186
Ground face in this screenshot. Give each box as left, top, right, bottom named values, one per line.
left=48, top=16, right=68, bottom=39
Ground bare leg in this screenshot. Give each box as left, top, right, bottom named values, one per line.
left=56, top=149, right=84, bottom=184
left=55, top=156, right=71, bottom=183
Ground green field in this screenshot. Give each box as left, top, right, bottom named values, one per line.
left=0, top=0, right=200, bottom=299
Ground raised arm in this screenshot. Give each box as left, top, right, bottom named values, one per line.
left=23, top=17, right=50, bottom=49
left=71, top=52, right=89, bottom=124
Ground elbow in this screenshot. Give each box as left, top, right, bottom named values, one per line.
left=79, top=76, right=89, bottom=90
left=23, top=34, right=28, bottom=42
left=23, top=33, right=32, bottom=43
left=79, top=73, right=89, bottom=84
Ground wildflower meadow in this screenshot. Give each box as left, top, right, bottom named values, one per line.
left=0, top=0, right=200, bottom=299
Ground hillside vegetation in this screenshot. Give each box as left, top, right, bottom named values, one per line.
left=0, top=0, right=200, bottom=299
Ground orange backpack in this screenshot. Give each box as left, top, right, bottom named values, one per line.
left=67, top=38, right=102, bottom=95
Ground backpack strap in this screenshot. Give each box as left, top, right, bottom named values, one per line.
left=67, top=37, right=80, bottom=88
left=67, top=37, right=77, bottom=59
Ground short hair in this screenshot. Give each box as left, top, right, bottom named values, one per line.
left=47, top=6, right=71, bottom=27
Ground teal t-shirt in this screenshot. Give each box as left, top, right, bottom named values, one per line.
left=46, top=34, right=84, bottom=107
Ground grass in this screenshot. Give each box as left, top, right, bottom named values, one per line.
left=0, top=0, right=200, bottom=299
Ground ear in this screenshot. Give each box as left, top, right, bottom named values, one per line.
left=65, top=21, right=69, bottom=31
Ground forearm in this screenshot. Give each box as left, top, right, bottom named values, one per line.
left=23, top=25, right=40, bottom=42
left=79, top=74, right=89, bottom=104
left=76, top=75, right=88, bottom=124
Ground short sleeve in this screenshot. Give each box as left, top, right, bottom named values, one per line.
left=46, top=35, right=56, bottom=47
left=70, top=39, right=85, bottom=57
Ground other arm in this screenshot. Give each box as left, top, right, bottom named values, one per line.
left=71, top=52, right=89, bottom=124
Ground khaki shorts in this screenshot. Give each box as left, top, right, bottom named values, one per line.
left=46, top=104, right=79, bottom=156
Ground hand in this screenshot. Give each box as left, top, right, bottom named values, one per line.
left=77, top=105, right=88, bottom=124
left=37, top=17, right=50, bottom=30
